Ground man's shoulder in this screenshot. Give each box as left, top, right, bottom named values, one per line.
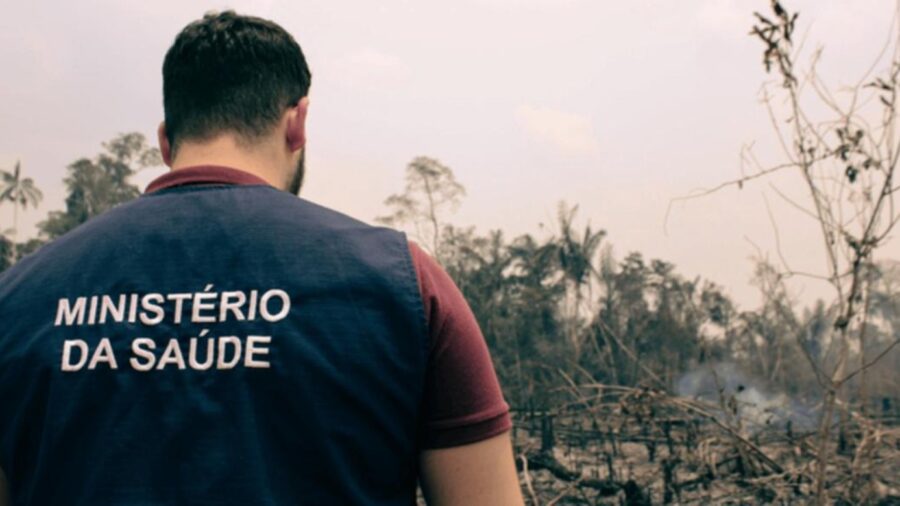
left=0, top=197, right=148, bottom=296
left=142, top=184, right=383, bottom=232
left=0, top=187, right=415, bottom=287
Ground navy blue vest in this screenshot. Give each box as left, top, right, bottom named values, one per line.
left=0, top=183, right=428, bottom=504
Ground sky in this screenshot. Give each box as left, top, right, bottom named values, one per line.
left=1, top=0, right=898, bottom=309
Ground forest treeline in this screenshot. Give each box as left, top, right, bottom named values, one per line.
left=377, top=157, right=900, bottom=416
left=2, top=136, right=897, bottom=416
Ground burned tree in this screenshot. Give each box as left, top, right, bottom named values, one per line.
left=376, top=156, right=465, bottom=264
left=663, top=1, right=900, bottom=503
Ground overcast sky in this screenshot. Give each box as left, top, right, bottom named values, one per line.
left=1, top=0, right=898, bottom=308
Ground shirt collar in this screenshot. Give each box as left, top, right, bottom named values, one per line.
left=144, top=165, right=272, bottom=194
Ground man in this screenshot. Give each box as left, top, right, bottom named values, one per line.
left=0, top=11, right=523, bottom=505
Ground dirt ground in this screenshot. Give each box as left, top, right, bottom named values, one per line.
left=419, top=404, right=900, bottom=505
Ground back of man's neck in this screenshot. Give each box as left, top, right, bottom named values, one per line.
left=171, top=136, right=284, bottom=189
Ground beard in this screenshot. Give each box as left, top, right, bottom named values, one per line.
left=286, top=147, right=305, bottom=195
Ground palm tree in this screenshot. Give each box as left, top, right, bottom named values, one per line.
left=1, top=161, right=43, bottom=239
left=554, top=202, right=606, bottom=361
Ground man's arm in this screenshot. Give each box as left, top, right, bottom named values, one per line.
left=409, top=242, right=522, bottom=504
left=0, top=466, right=9, bottom=506
left=419, top=431, right=523, bottom=506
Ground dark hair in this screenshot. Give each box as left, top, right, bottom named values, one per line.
left=162, top=11, right=312, bottom=152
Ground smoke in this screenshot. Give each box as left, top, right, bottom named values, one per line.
left=676, top=362, right=817, bottom=431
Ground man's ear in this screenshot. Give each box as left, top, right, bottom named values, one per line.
left=285, top=96, right=310, bottom=152
left=157, top=122, right=173, bottom=167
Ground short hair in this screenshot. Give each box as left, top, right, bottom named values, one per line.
left=162, top=11, right=312, bottom=152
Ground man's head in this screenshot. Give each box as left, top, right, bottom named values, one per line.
left=159, top=11, right=312, bottom=194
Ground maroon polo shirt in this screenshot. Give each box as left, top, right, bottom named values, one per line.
left=145, top=165, right=512, bottom=448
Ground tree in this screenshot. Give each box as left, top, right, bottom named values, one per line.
left=592, top=250, right=721, bottom=388
left=504, top=233, right=567, bottom=404
left=750, top=4, right=900, bottom=502
left=553, top=203, right=606, bottom=362
left=39, top=133, right=161, bottom=239
left=670, top=2, right=900, bottom=502
left=376, top=156, right=465, bottom=263
left=0, top=234, right=14, bottom=272
left=0, top=160, right=43, bottom=239
left=732, top=257, right=818, bottom=397
left=861, top=260, right=900, bottom=411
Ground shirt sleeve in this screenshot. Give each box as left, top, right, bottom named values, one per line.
left=408, top=241, right=512, bottom=449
